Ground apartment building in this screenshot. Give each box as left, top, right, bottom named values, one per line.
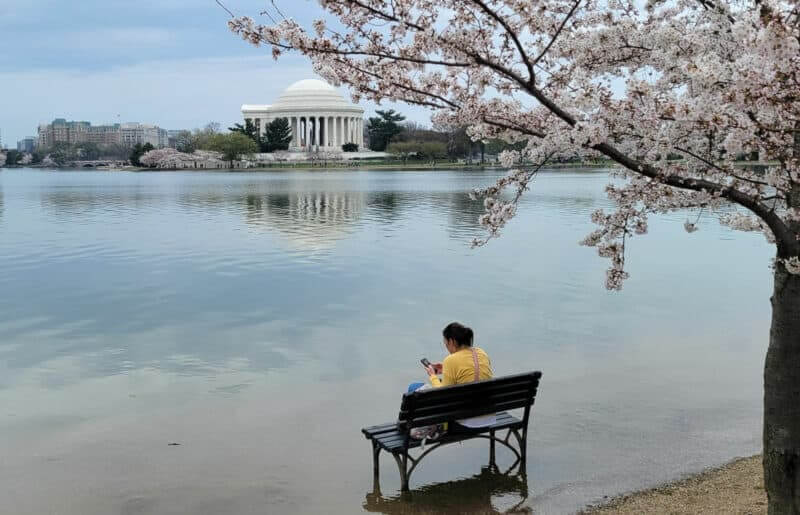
left=38, top=119, right=168, bottom=149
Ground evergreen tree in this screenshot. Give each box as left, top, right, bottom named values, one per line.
left=264, top=118, right=292, bottom=152
left=129, top=144, right=144, bottom=166
left=366, top=109, right=406, bottom=151
left=129, top=143, right=154, bottom=166
left=229, top=119, right=261, bottom=149
left=5, top=150, right=21, bottom=166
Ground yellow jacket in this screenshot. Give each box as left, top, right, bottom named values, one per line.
left=429, top=347, right=493, bottom=387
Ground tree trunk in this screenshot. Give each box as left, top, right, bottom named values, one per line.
left=764, top=260, right=800, bottom=514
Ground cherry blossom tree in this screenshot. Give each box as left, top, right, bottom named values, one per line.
left=227, top=1, right=800, bottom=510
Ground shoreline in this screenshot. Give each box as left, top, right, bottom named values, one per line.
left=6, top=162, right=614, bottom=172
left=582, top=455, right=765, bottom=514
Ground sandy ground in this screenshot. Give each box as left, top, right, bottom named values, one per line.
left=582, top=455, right=766, bottom=514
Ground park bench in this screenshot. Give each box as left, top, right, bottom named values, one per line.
left=361, top=371, right=542, bottom=491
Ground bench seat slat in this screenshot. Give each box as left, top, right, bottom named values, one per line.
left=408, top=398, right=539, bottom=428
left=374, top=419, right=522, bottom=450
left=363, top=411, right=521, bottom=441
left=375, top=419, right=522, bottom=449
left=366, top=411, right=523, bottom=451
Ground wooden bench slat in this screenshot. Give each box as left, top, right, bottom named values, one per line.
left=371, top=411, right=524, bottom=451
left=407, top=397, right=540, bottom=428
left=372, top=412, right=520, bottom=443
left=361, top=422, right=400, bottom=438
left=399, top=387, right=534, bottom=417
left=402, top=376, right=538, bottom=406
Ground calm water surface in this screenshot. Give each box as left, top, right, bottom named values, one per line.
left=0, top=168, right=770, bottom=514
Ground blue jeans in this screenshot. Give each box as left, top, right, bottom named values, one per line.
left=407, top=382, right=425, bottom=393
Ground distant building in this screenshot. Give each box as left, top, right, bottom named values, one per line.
left=37, top=119, right=168, bottom=149
left=120, top=123, right=168, bottom=148
left=85, top=125, right=121, bottom=146
left=17, top=137, right=37, bottom=153
left=38, top=119, right=90, bottom=147
left=242, top=79, right=365, bottom=152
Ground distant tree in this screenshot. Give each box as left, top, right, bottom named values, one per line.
left=342, top=142, right=359, bottom=152
left=484, top=139, right=527, bottom=160
left=209, top=132, right=258, bottom=167
left=188, top=123, right=222, bottom=152
left=129, top=144, right=143, bottom=166
left=5, top=150, right=21, bottom=166
left=264, top=118, right=292, bottom=152
left=77, top=142, right=101, bottom=160
left=31, top=152, right=43, bottom=164
left=230, top=119, right=262, bottom=149
left=99, top=143, right=131, bottom=160
left=366, top=109, right=406, bottom=151
left=173, top=130, right=195, bottom=153
left=48, top=142, right=76, bottom=166
left=447, top=127, right=474, bottom=162
left=129, top=143, right=154, bottom=166
left=387, top=141, right=418, bottom=163
left=419, top=142, right=447, bottom=165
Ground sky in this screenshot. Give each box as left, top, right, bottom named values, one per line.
left=0, top=0, right=432, bottom=146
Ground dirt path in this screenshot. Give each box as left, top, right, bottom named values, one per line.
left=582, top=455, right=766, bottom=514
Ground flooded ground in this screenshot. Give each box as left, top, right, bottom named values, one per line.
left=0, top=168, right=768, bottom=514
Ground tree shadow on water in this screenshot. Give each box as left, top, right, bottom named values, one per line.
left=364, top=466, right=532, bottom=514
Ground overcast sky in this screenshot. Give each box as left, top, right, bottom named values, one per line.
left=0, top=0, right=432, bottom=146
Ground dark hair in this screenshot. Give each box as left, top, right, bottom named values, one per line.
left=442, top=322, right=474, bottom=348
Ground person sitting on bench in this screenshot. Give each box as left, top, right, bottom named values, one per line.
left=420, top=322, right=495, bottom=431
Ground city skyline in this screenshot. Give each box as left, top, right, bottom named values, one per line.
left=0, top=1, right=431, bottom=145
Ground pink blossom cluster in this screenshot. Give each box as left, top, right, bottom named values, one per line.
left=229, top=0, right=800, bottom=288
left=140, top=149, right=225, bottom=168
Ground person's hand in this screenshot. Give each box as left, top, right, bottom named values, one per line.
left=432, top=363, right=443, bottom=374
left=424, top=364, right=437, bottom=376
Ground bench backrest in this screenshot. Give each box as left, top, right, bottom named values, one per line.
left=398, top=371, right=542, bottom=429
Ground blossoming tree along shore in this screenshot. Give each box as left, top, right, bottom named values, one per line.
left=228, top=1, right=800, bottom=511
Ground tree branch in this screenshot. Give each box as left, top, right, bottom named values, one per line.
left=533, top=0, right=583, bottom=66
left=468, top=0, right=535, bottom=83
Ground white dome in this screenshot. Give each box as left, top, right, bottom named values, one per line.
left=241, top=78, right=365, bottom=152
left=269, top=79, right=363, bottom=113
left=285, top=79, right=338, bottom=93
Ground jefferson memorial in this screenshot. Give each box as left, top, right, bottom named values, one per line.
left=242, top=79, right=365, bottom=152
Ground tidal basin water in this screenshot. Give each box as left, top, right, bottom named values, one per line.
left=0, top=168, right=770, bottom=514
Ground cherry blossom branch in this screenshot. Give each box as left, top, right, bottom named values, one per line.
left=468, top=0, right=535, bottom=82
left=533, top=0, right=583, bottom=66
left=674, top=146, right=772, bottom=188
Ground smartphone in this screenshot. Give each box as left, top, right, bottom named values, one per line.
left=420, top=358, right=431, bottom=368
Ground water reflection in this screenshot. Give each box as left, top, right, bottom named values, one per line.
left=365, top=467, right=531, bottom=514
left=242, top=190, right=364, bottom=250
left=367, top=191, right=407, bottom=221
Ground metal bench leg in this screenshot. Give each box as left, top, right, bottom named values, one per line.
left=489, top=429, right=496, bottom=467
left=392, top=452, right=410, bottom=492
left=520, top=426, right=528, bottom=465
left=372, top=442, right=381, bottom=486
